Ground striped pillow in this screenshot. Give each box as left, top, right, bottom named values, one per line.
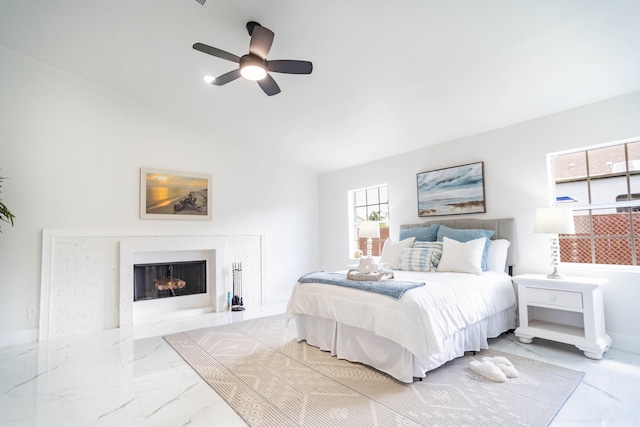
left=412, top=241, right=443, bottom=267
left=398, top=245, right=442, bottom=272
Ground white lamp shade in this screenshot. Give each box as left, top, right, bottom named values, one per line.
left=359, top=221, right=380, bottom=239
left=534, top=207, right=576, bottom=234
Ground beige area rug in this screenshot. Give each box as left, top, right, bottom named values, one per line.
left=164, top=314, right=584, bottom=427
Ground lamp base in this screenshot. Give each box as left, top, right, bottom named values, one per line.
left=546, top=265, right=565, bottom=279
left=547, top=236, right=565, bottom=279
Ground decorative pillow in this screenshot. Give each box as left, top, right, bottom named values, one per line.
left=485, top=239, right=511, bottom=272
left=436, top=237, right=485, bottom=274
left=399, top=224, right=440, bottom=242
left=436, top=225, right=495, bottom=270
left=411, top=241, right=443, bottom=267
left=379, top=237, right=416, bottom=269
left=398, top=246, right=442, bottom=272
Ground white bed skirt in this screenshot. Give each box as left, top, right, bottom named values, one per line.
left=292, top=307, right=515, bottom=383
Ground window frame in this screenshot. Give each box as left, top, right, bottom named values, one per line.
left=547, top=136, right=640, bottom=269
left=347, top=184, right=389, bottom=258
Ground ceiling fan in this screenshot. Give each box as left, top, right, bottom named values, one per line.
left=193, top=21, right=313, bottom=96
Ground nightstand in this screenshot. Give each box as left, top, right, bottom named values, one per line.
left=513, top=274, right=611, bottom=359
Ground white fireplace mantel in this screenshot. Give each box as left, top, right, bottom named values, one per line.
left=40, top=230, right=263, bottom=341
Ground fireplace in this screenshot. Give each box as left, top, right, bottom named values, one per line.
left=131, top=248, right=217, bottom=323
left=134, top=260, right=207, bottom=301
left=40, top=232, right=262, bottom=340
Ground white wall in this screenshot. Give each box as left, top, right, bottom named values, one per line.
left=0, top=46, right=319, bottom=345
left=319, top=90, right=640, bottom=354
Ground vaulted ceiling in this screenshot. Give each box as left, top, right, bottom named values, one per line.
left=2, top=0, right=640, bottom=173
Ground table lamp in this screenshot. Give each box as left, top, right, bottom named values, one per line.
left=534, top=207, right=576, bottom=279
left=359, top=221, right=380, bottom=257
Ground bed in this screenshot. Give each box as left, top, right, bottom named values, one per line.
left=286, top=218, right=518, bottom=383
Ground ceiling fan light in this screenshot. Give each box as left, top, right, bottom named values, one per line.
left=203, top=75, right=215, bottom=84
left=240, top=64, right=267, bottom=81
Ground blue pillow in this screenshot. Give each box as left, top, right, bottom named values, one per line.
left=436, top=225, right=495, bottom=271
left=399, top=224, right=439, bottom=242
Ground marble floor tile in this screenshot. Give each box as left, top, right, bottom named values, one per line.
left=1, top=302, right=639, bottom=426
left=490, top=334, right=640, bottom=426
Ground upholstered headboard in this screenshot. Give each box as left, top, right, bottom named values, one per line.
left=399, top=218, right=518, bottom=272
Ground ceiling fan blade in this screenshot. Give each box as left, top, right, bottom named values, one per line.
left=212, top=69, right=242, bottom=85
left=249, top=25, right=274, bottom=60
left=193, top=43, right=240, bottom=63
left=267, top=60, right=313, bottom=74
left=257, top=73, right=281, bottom=96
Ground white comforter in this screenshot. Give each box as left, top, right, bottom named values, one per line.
left=286, top=270, right=516, bottom=363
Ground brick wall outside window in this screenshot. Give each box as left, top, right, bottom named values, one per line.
left=560, top=211, right=640, bottom=265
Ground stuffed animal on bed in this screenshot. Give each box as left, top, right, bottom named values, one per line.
left=357, top=257, right=377, bottom=273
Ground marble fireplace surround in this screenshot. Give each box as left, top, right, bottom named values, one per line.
left=119, top=236, right=226, bottom=329
left=40, top=230, right=263, bottom=341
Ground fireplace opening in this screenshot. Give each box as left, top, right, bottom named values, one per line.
left=134, top=260, right=206, bottom=301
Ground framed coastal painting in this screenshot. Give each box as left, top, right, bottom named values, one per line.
left=417, top=162, right=486, bottom=217
left=140, top=168, right=212, bottom=220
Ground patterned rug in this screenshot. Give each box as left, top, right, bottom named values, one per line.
left=164, top=314, right=584, bottom=427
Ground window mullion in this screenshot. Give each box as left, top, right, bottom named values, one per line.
left=629, top=208, right=637, bottom=266
left=579, top=200, right=640, bottom=210
left=624, top=142, right=631, bottom=201
left=588, top=210, right=596, bottom=264
left=623, top=142, right=637, bottom=265
left=583, top=152, right=596, bottom=263
left=585, top=150, right=592, bottom=204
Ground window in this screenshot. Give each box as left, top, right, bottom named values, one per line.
left=550, top=137, right=640, bottom=266
left=348, top=185, right=389, bottom=257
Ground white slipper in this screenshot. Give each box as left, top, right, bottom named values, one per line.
left=469, top=360, right=507, bottom=382
left=482, top=356, right=519, bottom=378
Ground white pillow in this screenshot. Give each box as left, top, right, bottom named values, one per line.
left=436, top=237, right=485, bottom=274
left=486, top=239, right=511, bottom=272
left=379, top=237, right=416, bottom=269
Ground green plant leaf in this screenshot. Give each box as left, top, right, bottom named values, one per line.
left=0, top=174, right=16, bottom=232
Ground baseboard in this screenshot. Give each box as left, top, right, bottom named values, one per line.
left=0, top=328, right=39, bottom=348
left=609, top=331, right=640, bottom=355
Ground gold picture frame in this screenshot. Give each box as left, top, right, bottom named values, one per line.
left=140, top=168, right=212, bottom=220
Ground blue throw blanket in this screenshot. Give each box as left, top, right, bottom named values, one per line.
left=297, top=271, right=424, bottom=299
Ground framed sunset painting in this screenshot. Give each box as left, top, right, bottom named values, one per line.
left=140, top=168, right=211, bottom=220
left=417, top=162, right=486, bottom=217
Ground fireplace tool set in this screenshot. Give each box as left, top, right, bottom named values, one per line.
left=231, top=262, right=245, bottom=311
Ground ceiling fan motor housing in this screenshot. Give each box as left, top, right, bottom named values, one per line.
left=240, top=54, right=265, bottom=69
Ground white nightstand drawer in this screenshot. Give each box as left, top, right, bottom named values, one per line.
left=526, top=287, right=583, bottom=310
